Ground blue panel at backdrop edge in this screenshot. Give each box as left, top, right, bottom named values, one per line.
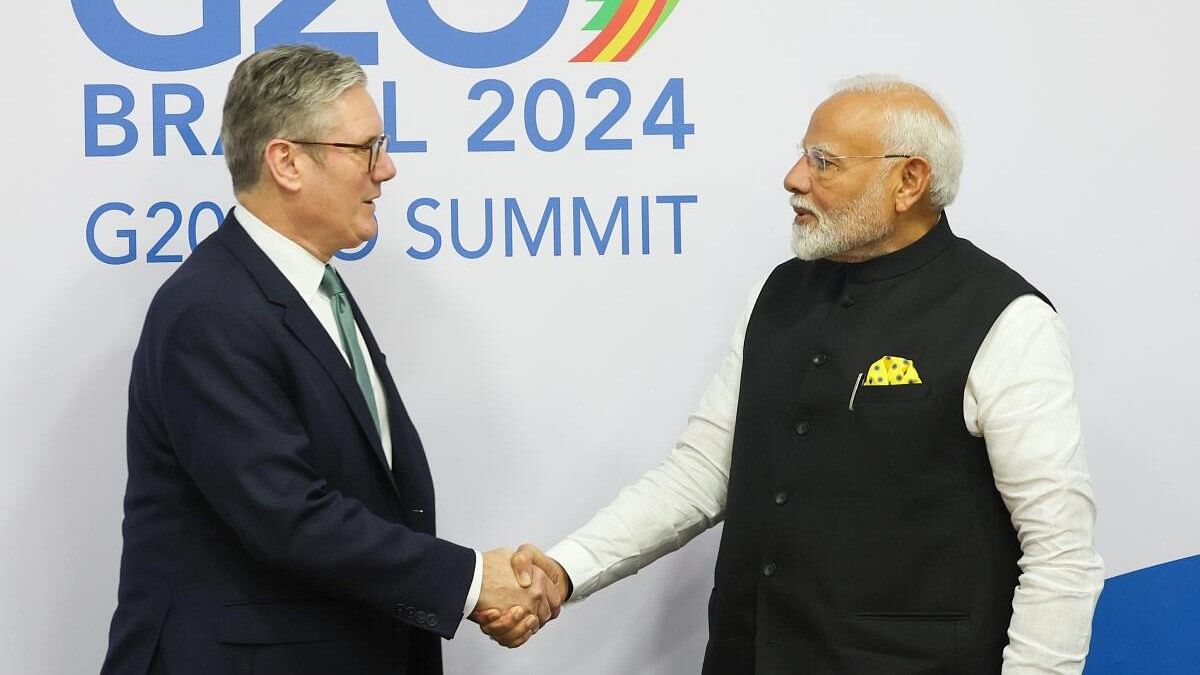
left=1085, top=554, right=1200, bottom=674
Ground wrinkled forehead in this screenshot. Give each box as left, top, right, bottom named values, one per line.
left=802, top=92, right=888, bottom=156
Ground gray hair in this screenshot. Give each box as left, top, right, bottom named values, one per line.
left=833, top=74, right=964, bottom=209
left=222, top=44, right=366, bottom=192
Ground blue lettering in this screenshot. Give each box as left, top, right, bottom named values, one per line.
left=572, top=196, right=629, bottom=255
left=71, top=0, right=240, bottom=72
left=153, top=84, right=207, bottom=156
left=643, top=78, right=695, bottom=149
left=385, top=0, right=569, bottom=68
left=467, top=80, right=516, bottom=152
left=255, top=0, right=378, bottom=66
left=188, top=202, right=227, bottom=250
left=84, top=84, right=138, bottom=157
left=655, top=195, right=698, bottom=254
left=640, top=195, right=651, bottom=255
left=505, top=197, right=561, bottom=257
left=146, top=201, right=185, bottom=263
left=524, top=79, right=574, bottom=152
left=383, top=82, right=428, bottom=153
left=450, top=198, right=493, bottom=259
left=407, top=198, right=442, bottom=260
left=86, top=202, right=137, bottom=265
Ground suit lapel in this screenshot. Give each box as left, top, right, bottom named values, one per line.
left=342, top=284, right=436, bottom=495
left=213, top=214, right=401, bottom=498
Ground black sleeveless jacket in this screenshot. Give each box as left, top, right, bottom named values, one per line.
left=703, top=215, right=1046, bottom=674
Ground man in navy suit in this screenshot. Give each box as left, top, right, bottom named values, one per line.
left=101, top=45, right=557, bottom=674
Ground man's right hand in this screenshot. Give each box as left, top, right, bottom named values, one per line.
left=470, top=544, right=571, bottom=647
left=469, top=547, right=563, bottom=647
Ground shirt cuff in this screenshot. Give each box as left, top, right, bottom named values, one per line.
left=462, top=549, right=483, bottom=615
left=546, top=539, right=604, bottom=603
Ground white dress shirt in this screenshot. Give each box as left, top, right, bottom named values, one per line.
left=548, top=282, right=1104, bottom=674
left=236, top=205, right=483, bottom=617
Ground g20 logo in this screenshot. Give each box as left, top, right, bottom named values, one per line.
left=71, top=0, right=681, bottom=72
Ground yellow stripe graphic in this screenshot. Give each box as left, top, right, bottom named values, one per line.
left=596, top=0, right=656, bottom=62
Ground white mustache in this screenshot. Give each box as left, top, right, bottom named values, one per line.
left=789, top=194, right=819, bottom=216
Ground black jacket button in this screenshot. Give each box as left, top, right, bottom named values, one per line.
left=795, top=421, right=811, bottom=435
left=763, top=562, right=777, bottom=577
left=811, top=353, right=829, bottom=366
left=774, top=491, right=789, bottom=505
left=841, top=295, right=855, bottom=307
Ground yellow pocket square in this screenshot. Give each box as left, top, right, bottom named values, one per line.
left=864, top=355, right=923, bottom=386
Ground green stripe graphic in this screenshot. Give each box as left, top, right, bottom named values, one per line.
left=583, top=0, right=624, bottom=31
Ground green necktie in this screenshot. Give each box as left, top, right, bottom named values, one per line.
left=320, top=265, right=381, bottom=435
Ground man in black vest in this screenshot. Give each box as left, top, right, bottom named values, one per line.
left=477, top=75, right=1104, bottom=673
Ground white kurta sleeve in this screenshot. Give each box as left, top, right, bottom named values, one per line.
left=964, top=295, right=1105, bottom=674
left=547, top=281, right=763, bottom=601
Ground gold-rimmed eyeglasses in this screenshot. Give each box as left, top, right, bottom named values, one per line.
left=797, top=145, right=912, bottom=173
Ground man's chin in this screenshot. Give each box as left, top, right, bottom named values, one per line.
left=791, top=226, right=832, bottom=261
left=791, top=241, right=827, bottom=261
left=350, top=222, right=378, bottom=246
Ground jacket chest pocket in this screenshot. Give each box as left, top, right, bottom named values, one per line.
left=848, top=383, right=949, bottom=479
left=853, top=381, right=931, bottom=405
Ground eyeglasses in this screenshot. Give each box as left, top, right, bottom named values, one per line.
left=288, top=134, right=389, bottom=173
left=797, top=145, right=912, bottom=173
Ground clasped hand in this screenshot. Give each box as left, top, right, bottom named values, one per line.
left=469, top=544, right=569, bottom=648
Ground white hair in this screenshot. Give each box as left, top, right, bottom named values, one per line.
left=832, top=74, right=964, bottom=209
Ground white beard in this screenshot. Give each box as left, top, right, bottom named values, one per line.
left=790, top=179, right=893, bottom=261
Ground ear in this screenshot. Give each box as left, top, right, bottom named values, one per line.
left=262, top=139, right=304, bottom=194
left=894, top=156, right=932, bottom=214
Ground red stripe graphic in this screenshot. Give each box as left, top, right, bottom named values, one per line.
left=614, top=0, right=668, bottom=61
left=571, top=0, right=639, bottom=62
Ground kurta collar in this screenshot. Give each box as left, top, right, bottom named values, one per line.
left=842, top=211, right=954, bottom=283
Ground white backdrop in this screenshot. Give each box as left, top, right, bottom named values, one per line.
left=1, top=2, right=1197, bottom=673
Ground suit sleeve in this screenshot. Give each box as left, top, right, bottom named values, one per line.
left=157, top=305, right=476, bottom=638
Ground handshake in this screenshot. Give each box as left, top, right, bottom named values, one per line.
left=469, top=544, right=571, bottom=648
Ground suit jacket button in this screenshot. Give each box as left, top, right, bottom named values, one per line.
left=840, top=295, right=855, bottom=307
left=393, top=604, right=404, bottom=617
left=427, top=615, right=439, bottom=628
left=774, top=491, right=789, bottom=505
left=405, top=607, right=415, bottom=617
left=795, top=421, right=811, bottom=436
left=762, top=562, right=777, bottom=577
left=415, top=610, right=427, bottom=623
left=811, top=353, right=829, bottom=366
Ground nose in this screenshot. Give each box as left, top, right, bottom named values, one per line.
left=784, top=158, right=812, bottom=194
left=374, top=149, right=397, bottom=183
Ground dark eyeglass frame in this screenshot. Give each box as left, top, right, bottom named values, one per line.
left=288, top=134, right=390, bottom=173
left=798, top=145, right=912, bottom=172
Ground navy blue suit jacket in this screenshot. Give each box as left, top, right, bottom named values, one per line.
left=101, top=214, right=476, bottom=675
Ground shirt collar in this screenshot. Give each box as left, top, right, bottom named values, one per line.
left=841, top=211, right=955, bottom=283
left=235, top=204, right=331, bottom=302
